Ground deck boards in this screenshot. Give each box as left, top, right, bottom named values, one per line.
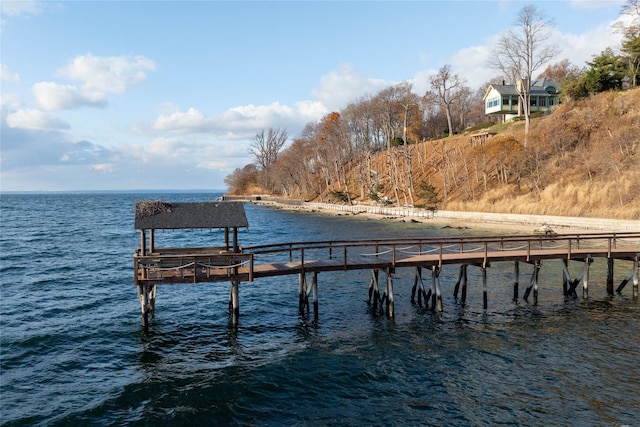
left=136, top=243, right=639, bottom=285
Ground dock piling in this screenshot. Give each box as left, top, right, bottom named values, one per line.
left=432, top=266, right=443, bottom=312
left=230, top=280, right=240, bottom=325
left=607, top=258, right=614, bottom=295
left=513, top=261, right=520, bottom=302
left=583, top=256, right=593, bottom=299
left=368, top=269, right=381, bottom=310
left=386, top=269, right=395, bottom=317
left=524, top=261, right=541, bottom=304
left=482, top=265, right=488, bottom=309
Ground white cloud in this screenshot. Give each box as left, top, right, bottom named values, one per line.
left=33, top=82, right=107, bottom=110
left=1, top=64, right=20, bottom=83
left=6, top=109, right=70, bottom=130
left=152, top=108, right=209, bottom=133
left=550, top=18, right=623, bottom=66
left=91, top=163, right=117, bottom=173
left=443, top=15, right=624, bottom=91
left=569, top=0, right=625, bottom=10
left=1, top=93, right=23, bottom=110
left=32, top=54, right=155, bottom=111
left=151, top=100, right=326, bottom=139
left=311, top=63, right=394, bottom=111
left=57, top=54, right=155, bottom=94
left=0, top=0, right=46, bottom=16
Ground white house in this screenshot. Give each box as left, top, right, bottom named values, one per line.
left=483, top=78, right=560, bottom=121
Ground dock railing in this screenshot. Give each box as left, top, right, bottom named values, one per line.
left=241, top=233, right=640, bottom=273
left=134, top=251, right=254, bottom=284
left=133, top=233, right=639, bottom=284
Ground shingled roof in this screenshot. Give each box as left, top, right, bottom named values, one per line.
left=134, top=201, right=249, bottom=230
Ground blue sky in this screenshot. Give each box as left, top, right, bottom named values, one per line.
left=0, top=0, right=628, bottom=191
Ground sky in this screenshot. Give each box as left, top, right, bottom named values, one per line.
left=0, top=0, right=629, bottom=192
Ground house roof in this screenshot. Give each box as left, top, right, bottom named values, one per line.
left=484, top=78, right=560, bottom=100
left=134, top=201, right=249, bottom=230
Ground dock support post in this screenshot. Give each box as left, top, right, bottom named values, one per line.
left=513, top=261, right=520, bottom=302
left=583, top=256, right=593, bottom=299
left=562, top=259, right=569, bottom=296
left=385, top=268, right=394, bottom=318
left=299, top=273, right=308, bottom=315
left=633, top=254, right=639, bottom=298
left=368, top=269, right=381, bottom=310
left=524, top=261, right=541, bottom=304
left=298, top=272, right=318, bottom=316
left=411, top=267, right=428, bottom=307
left=312, top=272, right=318, bottom=316
left=138, top=284, right=155, bottom=332
left=460, top=265, right=468, bottom=304
left=453, top=264, right=467, bottom=302
left=230, top=280, right=240, bottom=325
left=482, top=265, right=488, bottom=309
left=432, top=266, right=443, bottom=312
left=607, top=258, right=614, bottom=296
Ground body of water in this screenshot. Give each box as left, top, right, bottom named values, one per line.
left=1, top=192, right=638, bottom=426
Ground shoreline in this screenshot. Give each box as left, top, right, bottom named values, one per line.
left=245, top=198, right=640, bottom=234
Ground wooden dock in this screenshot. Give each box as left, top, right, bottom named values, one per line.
left=134, top=232, right=640, bottom=329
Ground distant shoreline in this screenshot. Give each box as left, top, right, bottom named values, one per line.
left=240, top=197, right=640, bottom=234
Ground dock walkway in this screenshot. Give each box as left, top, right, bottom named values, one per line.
left=134, top=233, right=640, bottom=328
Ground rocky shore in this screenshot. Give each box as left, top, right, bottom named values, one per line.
left=246, top=198, right=639, bottom=234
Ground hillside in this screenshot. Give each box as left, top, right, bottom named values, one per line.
left=232, top=88, right=640, bottom=220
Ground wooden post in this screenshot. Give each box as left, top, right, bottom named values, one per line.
left=140, top=229, right=146, bottom=256
left=606, top=258, right=614, bottom=296
left=368, top=269, right=381, bottom=310
left=461, top=264, right=468, bottom=304
left=482, top=265, right=488, bottom=309
left=453, top=264, right=465, bottom=301
left=386, top=269, right=394, bottom=318
left=298, top=273, right=306, bottom=315
left=432, top=266, right=442, bottom=312
left=224, top=228, right=230, bottom=251
left=562, top=259, right=569, bottom=297
left=312, top=272, right=318, bottom=316
left=513, top=261, right=520, bottom=302
left=523, top=261, right=541, bottom=304
left=230, top=280, right=239, bottom=325
left=138, top=284, right=151, bottom=332
left=411, top=266, right=420, bottom=304
left=616, top=270, right=634, bottom=293
left=411, top=266, right=429, bottom=307
left=149, top=229, right=155, bottom=254
left=533, top=262, right=539, bottom=305
left=583, top=256, right=592, bottom=299
left=633, top=254, right=639, bottom=298
left=233, top=227, right=239, bottom=253
left=150, top=284, right=157, bottom=319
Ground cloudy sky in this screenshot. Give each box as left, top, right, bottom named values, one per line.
left=0, top=0, right=627, bottom=192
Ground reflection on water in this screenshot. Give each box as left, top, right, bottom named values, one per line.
left=1, top=194, right=638, bottom=426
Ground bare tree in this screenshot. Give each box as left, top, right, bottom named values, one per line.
left=249, top=128, right=288, bottom=191
left=429, top=65, right=467, bottom=137
left=489, top=5, right=560, bottom=145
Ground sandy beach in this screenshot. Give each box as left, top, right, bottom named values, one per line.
left=249, top=199, right=639, bottom=234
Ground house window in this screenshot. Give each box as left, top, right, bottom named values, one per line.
left=539, top=98, right=546, bottom=107
left=486, top=98, right=500, bottom=109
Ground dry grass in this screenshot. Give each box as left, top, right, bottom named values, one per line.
left=336, top=88, right=640, bottom=220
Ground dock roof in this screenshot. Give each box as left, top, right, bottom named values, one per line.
left=134, top=201, right=249, bottom=230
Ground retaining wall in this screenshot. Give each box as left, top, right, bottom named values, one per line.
left=306, top=202, right=640, bottom=232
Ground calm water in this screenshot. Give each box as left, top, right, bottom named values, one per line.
left=1, top=193, right=639, bottom=426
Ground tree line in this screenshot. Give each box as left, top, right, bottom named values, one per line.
left=225, top=2, right=640, bottom=208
